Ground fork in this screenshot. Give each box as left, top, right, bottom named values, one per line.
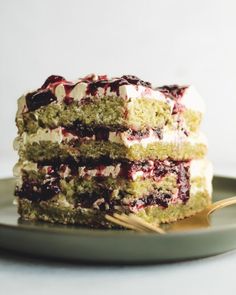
left=105, top=196, right=236, bottom=233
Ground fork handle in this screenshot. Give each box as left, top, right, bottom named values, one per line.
left=207, top=196, right=236, bottom=215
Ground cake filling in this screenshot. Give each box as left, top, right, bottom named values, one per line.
left=16, top=124, right=206, bottom=155
left=65, top=121, right=164, bottom=141
left=15, top=159, right=190, bottom=208
left=16, top=178, right=61, bottom=201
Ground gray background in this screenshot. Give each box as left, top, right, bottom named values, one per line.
left=0, top=249, right=236, bottom=295
left=0, top=0, right=235, bottom=175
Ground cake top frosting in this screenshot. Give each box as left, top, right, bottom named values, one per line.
left=16, top=74, right=205, bottom=115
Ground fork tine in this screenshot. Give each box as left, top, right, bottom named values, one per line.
left=115, top=213, right=154, bottom=233
left=128, top=214, right=165, bottom=234
left=113, top=213, right=148, bottom=232
left=113, top=213, right=165, bottom=234
left=105, top=214, right=145, bottom=232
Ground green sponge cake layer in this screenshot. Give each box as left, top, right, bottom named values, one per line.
left=136, top=189, right=211, bottom=226
left=17, top=189, right=211, bottom=228
left=16, top=100, right=202, bottom=135
left=16, top=97, right=172, bottom=133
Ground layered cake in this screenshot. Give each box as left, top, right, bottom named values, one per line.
left=14, top=74, right=213, bottom=227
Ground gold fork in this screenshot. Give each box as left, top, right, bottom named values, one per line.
left=105, top=196, right=236, bottom=233
left=105, top=213, right=165, bottom=233
left=205, top=196, right=236, bottom=215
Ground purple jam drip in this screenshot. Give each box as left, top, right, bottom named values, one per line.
left=25, top=74, right=152, bottom=112
left=65, top=122, right=162, bottom=142
left=176, top=162, right=190, bottom=202
left=25, top=75, right=69, bottom=112
left=41, top=75, right=66, bottom=89
left=65, top=122, right=111, bottom=141
left=86, top=80, right=109, bottom=96
left=109, top=78, right=129, bottom=96
left=64, top=96, right=74, bottom=105
left=121, top=75, right=152, bottom=88
left=157, top=85, right=188, bottom=101
left=86, top=75, right=152, bottom=96
left=25, top=89, right=57, bottom=112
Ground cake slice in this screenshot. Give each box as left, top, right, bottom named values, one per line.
left=14, top=73, right=212, bottom=228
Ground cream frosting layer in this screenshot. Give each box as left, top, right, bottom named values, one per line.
left=16, top=82, right=167, bottom=117
left=14, top=126, right=207, bottom=151
left=180, top=85, right=205, bottom=113
left=190, top=159, right=213, bottom=195
left=16, top=75, right=205, bottom=117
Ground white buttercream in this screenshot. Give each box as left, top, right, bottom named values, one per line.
left=15, top=126, right=207, bottom=152
left=69, top=82, right=87, bottom=101
left=119, top=84, right=166, bottom=100
left=78, top=165, right=122, bottom=178
left=13, top=161, right=38, bottom=177
left=132, top=171, right=144, bottom=180
left=190, top=159, right=213, bottom=194
left=55, top=84, right=66, bottom=102
left=13, top=160, right=38, bottom=188
left=109, top=129, right=207, bottom=148
left=181, top=85, right=205, bottom=113
left=102, top=165, right=121, bottom=177
left=68, top=82, right=167, bottom=101
left=14, top=127, right=78, bottom=150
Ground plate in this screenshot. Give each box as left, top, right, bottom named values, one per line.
left=0, top=176, right=236, bottom=264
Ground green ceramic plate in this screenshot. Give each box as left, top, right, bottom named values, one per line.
left=0, top=176, right=236, bottom=264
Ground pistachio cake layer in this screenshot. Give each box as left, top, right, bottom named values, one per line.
left=16, top=74, right=205, bottom=134
left=17, top=189, right=211, bottom=228
left=15, top=159, right=213, bottom=227
left=15, top=126, right=207, bottom=162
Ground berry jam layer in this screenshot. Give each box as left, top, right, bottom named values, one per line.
left=15, top=129, right=207, bottom=163
left=16, top=74, right=204, bottom=134
left=14, top=159, right=212, bottom=207
left=17, top=188, right=211, bottom=227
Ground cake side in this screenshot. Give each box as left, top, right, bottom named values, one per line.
left=14, top=126, right=207, bottom=162
left=14, top=159, right=213, bottom=227
left=14, top=73, right=212, bottom=228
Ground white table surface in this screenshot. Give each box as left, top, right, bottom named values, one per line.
left=0, top=157, right=236, bottom=295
